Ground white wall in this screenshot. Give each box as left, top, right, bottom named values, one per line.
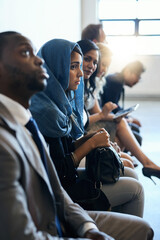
left=0, top=0, right=81, bottom=50
left=81, top=0, right=99, bottom=30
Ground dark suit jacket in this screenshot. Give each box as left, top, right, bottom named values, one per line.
left=0, top=101, right=95, bottom=240
left=101, top=73, right=124, bottom=113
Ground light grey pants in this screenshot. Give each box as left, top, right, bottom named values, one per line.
left=78, top=167, right=144, bottom=217
left=88, top=211, right=154, bottom=240
left=102, top=167, right=144, bottom=217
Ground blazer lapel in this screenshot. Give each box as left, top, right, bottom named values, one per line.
left=17, top=128, right=53, bottom=193
left=0, top=102, right=53, bottom=196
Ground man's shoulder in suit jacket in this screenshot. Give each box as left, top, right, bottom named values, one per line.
left=0, top=101, right=96, bottom=240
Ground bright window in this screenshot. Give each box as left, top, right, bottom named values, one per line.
left=103, top=20, right=135, bottom=36
left=99, top=0, right=160, bottom=55
left=139, top=20, right=160, bottom=35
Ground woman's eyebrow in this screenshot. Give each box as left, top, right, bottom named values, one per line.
left=71, top=61, right=81, bottom=64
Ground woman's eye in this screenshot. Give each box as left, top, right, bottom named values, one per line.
left=70, top=65, right=75, bottom=70
left=84, top=57, right=90, bottom=62
left=71, top=64, right=78, bottom=70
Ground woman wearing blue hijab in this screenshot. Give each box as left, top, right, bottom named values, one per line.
left=30, top=38, right=110, bottom=191
left=30, top=39, right=84, bottom=140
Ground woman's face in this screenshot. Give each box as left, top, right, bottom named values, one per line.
left=82, top=49, right=99, bottom=80
left=97, top=56, right=112, bottom=78
left=68, top=51, right=83, bottom=91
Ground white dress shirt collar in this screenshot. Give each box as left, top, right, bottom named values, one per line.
left=0, top=94, right=31, bottom=126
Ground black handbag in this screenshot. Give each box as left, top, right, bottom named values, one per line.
left=66, top=178, right=111, bottom=211
left=86, top=146, right=124, bottom=185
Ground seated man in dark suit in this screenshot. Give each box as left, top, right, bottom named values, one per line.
left=101, top=60, right=145, bottom=147
left=0, top=31, right=153, bottom=240
left=101, top=61, right=145, bottom=116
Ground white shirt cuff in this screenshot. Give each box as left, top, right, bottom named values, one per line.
left=77, top=222, right=98, bottom=237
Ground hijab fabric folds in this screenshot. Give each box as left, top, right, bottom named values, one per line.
left=30, top=39, right=84, bottom=139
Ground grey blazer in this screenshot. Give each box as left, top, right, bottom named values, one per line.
left=0, top=102, right=95, bottom=240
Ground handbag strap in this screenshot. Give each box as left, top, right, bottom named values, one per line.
left=95, top=148, right=104, bottom=189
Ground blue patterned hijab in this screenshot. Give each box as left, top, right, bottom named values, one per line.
left=30, top=39, right=84, bottom=139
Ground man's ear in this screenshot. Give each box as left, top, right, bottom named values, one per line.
left=92, top=39, right=98, bottom=43
left=124, top=68, right=130, bottom=78
left=123, top=69, right=131, bottom=84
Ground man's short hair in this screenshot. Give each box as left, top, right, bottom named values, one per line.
left=0, top=31, right=20, bottom=59
left=122, top=60, right=145, bottom=75
left=81, top=23, right=103, bottom=41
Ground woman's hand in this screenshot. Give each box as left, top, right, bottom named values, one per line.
left=89, top=128, right=111, bottom=149
left=101, top=102, right=117, bottom=120
left=121, top=158, right=134, bottom=169
left=110, top=141, right=121, bottom=155
left=127, top=117, right=142, bottom=127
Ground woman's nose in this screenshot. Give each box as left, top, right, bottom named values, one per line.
left=88, top=61, right=94, bottom=69
left=79, top=68, right=83, bottom=77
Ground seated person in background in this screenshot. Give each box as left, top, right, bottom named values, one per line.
left=93, top=42, right=112, bottom=103
left=81, top=23, right=143, bottom=147
left=78, top=40, right=134, bottom=168
left=81, top=23, right=107, bottom=43
left=77, top=39, right=160, bottom=183
left=101, top=60, right=145, bottom=133
left=30, top=38, right=146, bottom=218
left=91, top=42, right=134, bottom=167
